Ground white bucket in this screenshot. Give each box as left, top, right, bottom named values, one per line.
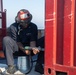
left=17, top=56, right=31, bottom=73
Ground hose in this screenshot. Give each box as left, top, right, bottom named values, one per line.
left=25, top=56, right=33, bottom=74
left=25, top=55, right=37, bottom=74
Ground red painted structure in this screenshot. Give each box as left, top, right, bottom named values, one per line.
left=0, top=0, right=6, bottom=51
left=45, top=0, right=76, bottom=75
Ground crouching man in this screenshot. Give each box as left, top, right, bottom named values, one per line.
left=2, top=9, right=39, bottom=74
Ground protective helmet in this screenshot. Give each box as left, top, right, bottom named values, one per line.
left=16, top=9, right=32, bottom=24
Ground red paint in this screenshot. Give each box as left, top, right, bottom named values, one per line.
left=45, top=0, right=76, bottom=75
left=0, top=0, right=6, bottom=51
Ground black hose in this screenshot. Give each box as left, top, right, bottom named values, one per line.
left=25, top=56, right=37, bottom=74
left=25, top=57, right=33, bottom=74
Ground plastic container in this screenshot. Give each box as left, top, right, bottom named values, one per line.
left=17, top=56, right=31, bottom=73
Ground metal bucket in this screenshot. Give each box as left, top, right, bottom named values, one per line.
left=17, top=56, right=32, bottom=74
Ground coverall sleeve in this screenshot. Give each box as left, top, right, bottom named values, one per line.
left=10, top=25, right=17, bottom=41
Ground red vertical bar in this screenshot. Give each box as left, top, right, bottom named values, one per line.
left=53, top=0, right=57, bottom=65
left=45, top=0, right=54, bottom=66
left=56, top=0, right=64, bottom=65
left=63, top=0, right=71, bottom=66
left=2, top=11, right=6, bottom=29
left=74, top=0, right=76, bottom=66
left=63, top=0, right=74, bottom=66
left=45, top=0, right=54, bottom=74
left=70, top=0, right=75, bottom=66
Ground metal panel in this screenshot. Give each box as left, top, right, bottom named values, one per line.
left=0, top=0, right=6, bottom=51
left=45, top=0, right=76, bottom=75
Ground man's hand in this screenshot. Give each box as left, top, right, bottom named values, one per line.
left=32, top=48, right=40, bottom=54
left=24, top=48, right=40, bottom=55
left=24, top=50, right=31, bottom=55
left=30, top=41, right=40, bottom=54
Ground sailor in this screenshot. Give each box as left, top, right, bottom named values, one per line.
left=3, top=9, right=39, bottom=74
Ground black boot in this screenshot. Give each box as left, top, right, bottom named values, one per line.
left=35, top=63, right=44, bottom=74
left=6, top=65, right=17, bottom=74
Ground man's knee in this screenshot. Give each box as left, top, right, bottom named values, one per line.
left=3, top=36, right=11, bottom=44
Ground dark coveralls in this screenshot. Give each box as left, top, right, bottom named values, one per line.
left=2, top=22, right=38, bottom=66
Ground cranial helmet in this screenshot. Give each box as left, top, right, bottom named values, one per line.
left=16, top=9, right=32, bottom=24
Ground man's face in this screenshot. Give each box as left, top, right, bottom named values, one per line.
left=19, top=22, right=28, bottom=28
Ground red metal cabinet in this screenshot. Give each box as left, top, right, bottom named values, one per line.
left=0, top=11, right=6, bottom=50
left=0, top=0, right=6, bottom=51
left=45, top=0, right=76, bottom=75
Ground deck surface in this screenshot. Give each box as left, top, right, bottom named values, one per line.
left=0, top=57, right=44, bottom=75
